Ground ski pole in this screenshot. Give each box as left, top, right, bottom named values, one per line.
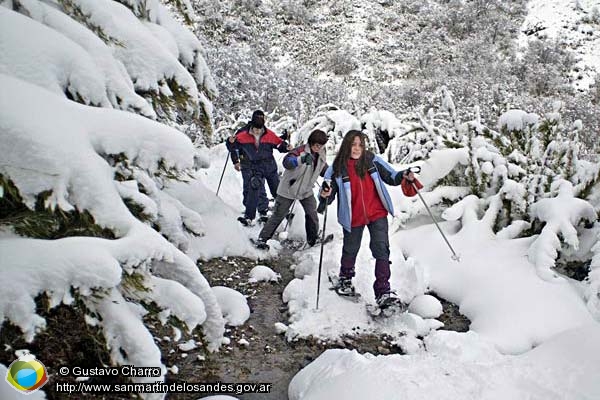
left=216, top=151, right=230, bottom=197
left=282, top=200, right=296, bottom=231
left=282, top=166, right=310, bottom=233
left=315, top=181, right=330, bottom=310
left=411, top=180, right=461, bottom=262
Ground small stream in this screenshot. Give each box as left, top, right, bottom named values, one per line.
left=162, top=248, right=470, bottom=400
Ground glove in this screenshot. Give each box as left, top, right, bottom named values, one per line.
left=279, top=129, right=289, bottom=141
left=401, top=176, right=423, bottom=197
left=317, top=197, right=327, bottom=214
left=301, top=153, right=314, bottom=165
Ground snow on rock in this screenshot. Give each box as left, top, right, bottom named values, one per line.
left=211, top=286, right=250, bottom=326
left=408, top=295, right=443, bottom=319
left=292, top=255, right=319, bottom=278
left=423, top=330, right=502, bottom=363
left=289, top=324, right=600, bottom=400
left=274, top=322, right=288, bottom=334
left=0, top=238, right=121, bottom=341
left=131, top=276, right=207, bottom=331
left=248, top=265, right=281, bottom=283
left=178, top=340, right=197, bottom=352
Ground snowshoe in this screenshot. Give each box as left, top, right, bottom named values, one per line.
left=237, top=216, right=253, bottom=226
left=283, top=233, right=334, bottom=251
left=312, top=233, right=334, bottom=247
left=250, top=238, right=270, bottom=250
left=368, top=293, right=407, bottom=318
left=328, top=270, right=361, bottom=303
left=281, top=238, right=305, bottom=250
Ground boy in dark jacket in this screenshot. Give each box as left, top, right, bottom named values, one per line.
left=226, top=110, right=291, bottom=226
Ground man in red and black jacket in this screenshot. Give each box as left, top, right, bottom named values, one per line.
left=226, top=110, right=291, bottom=226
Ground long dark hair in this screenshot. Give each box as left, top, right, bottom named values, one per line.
left=332, top=130, right=370, bottom=178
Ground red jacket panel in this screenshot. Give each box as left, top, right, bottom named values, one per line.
left=347, top=159, right=388, bottom=227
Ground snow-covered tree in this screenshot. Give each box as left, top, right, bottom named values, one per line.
left=302, top=89, right=600, bottom=286
left=1, top=0, right=217, bottom=142
left=0, top=2, right=226, bottom=395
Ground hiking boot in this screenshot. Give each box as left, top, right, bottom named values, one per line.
left=336, top=277, right=355, bottom=296
left=257, top=210, right=269, bottom=223
left=237, top=216, right=253, bottom=227
left=253, top=238, right=269, bottom=250
left=376, top=291, right=403, bottom=310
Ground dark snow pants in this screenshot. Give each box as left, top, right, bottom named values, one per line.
left=258, top=195, right=319, bottom=245
left=241, top=169, right=268, bottom=214
left=339, top=217, right=391, bottom=298
left=242, top=160, right=279, bottom=220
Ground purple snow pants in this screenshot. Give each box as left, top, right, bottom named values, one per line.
left=339, top=217, right=391, bottom=298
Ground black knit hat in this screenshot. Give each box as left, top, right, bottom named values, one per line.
left=250, top=110, right=265, bottom=128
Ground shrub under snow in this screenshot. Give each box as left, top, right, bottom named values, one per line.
left=0, top=73, right=224, bottom=395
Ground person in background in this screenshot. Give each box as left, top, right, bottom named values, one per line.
left=226, top=110, right=291, bottom=226
left=255, top=129, right=329, bottom=248
left=319, top=130, right=422, bottom=310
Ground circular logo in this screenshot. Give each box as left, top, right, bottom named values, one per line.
left=5, top=354, right=48, bottom=394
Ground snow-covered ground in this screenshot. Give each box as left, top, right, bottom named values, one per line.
left=199, top=140, right=600, bottom=399
left=1, top=1, right=600, bottom=399
left=289, top=323, right=600, bottom=400
left=519, top=0, right=600, bottom=90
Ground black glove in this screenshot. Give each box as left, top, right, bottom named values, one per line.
left=279, top=129, right=289, bottom=141
left=301, top=153, right=314, bottom=165
left=317, top=197, right=327, bottom=214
